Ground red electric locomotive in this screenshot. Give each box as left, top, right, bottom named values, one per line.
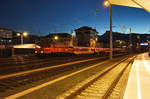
left=35, top=39, right=125, bottom=56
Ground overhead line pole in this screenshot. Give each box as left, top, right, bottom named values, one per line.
left=21, top=34, right=23, bottom=45
left=110, top=3, right=113, bottom=60
left=129, top=28, right=132, bottom=50
left=104, top=0, right=113, bottom=60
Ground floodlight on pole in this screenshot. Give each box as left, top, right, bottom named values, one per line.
left=23, top=32, right=28, bottom=37
left=17, top=32, right=29, bottom=45
left=17, top=33, right=21, bottom=36
left=104, top=0, right=110, bottom=7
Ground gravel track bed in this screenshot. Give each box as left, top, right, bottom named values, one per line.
left=0, top=55, right=104, bottom=75
left=73, top=60, right=131, bottom=99
left=0, top=56, right=107, bottom=98
left=57, top=56, right=135, bottom=99
left=107, top=59, right=133, bottom=99
left=0, top=54, right=131, bottom=98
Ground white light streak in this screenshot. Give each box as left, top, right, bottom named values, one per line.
left=136, top=60, right=142, bottom=99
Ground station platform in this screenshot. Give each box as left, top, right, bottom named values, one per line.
left=124, top=53, right=150, bottom=99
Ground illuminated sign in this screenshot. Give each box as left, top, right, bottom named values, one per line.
left=140, top=43, right=148, bottom=46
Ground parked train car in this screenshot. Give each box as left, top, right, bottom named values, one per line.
left=35, top=40, right=125, bottom=56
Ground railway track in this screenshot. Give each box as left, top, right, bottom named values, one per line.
left=0, top=54, right=104, bottom=67
left=0, top=53, right=130, bottom=98
left=0, top=54, right=108, bottom=75
left=56, top=56, right=135, bottom=99
left=0, top=53, right=127, bottom=75
left=0, top=54, right=38, bottom=66
left=0, top=56, right=107, bottom=93
left=0, top=53, right=126, bottom=66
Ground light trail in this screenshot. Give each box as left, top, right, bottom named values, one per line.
left=124, top=53, right=150, bottom=99
left=136, top=60, right=142, bottom=99
left=123, top=59, right=137, bottom=99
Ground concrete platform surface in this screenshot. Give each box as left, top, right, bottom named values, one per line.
left=124, top=53, right=150, bottom=99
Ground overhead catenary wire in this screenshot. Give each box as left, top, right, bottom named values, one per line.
left=13, top=0, right=97, bottom=32
left=11, top=0, right=78, bottom=33
left=111, top=6, right=124, bottom=33
left=11, top=0, right=109, bottom=34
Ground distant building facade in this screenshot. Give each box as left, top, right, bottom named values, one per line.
left=75, top=26, right=98, bottom=47
left=0, top=27, right=13, bottom=45
left=43, top=33, right=76, bottom=46
left=99, top=31, right=150, bottom=51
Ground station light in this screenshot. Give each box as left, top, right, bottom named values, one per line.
left=17, top=33, right=21, bottom=36
left=104, top=1, right=110, bottom=7
left=96, top=37, right=98, bottom=41
left=23, top=32, right=28, bottom=37
left=54, top=36, right=58, bottom=40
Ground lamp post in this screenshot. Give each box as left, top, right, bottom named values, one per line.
left=17, top=32, right=28, bottom=45
left=104, top=0, right=113, bottom=60
left=70, top=31, right=74, bottom=47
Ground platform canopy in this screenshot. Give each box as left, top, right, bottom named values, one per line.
left=109, top=0, right=150, bottom=13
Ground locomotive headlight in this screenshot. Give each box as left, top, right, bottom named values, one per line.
left=41, top=51, right=44, bottom=53
left=35, top=51, right=37, bottom=53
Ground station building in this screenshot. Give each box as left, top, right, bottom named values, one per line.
left=42, top=33, right=77, bottom=47
left=99, top=31, right=150, bottom=51
left=75, top=26, right=98, bottom=47
left=0, top=27, right=13, bottom=45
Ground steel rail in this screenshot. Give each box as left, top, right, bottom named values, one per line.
left=102, top=57, right=135, bottom=99
left=56, top=56, right=134, bottom=99
left=0, top=57, right=101, bottom=80
left=56, top=55, right=136, bottom=99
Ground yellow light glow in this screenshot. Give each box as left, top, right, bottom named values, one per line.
left=120, top=41, right=123, bottom=44
left=23, top=32, right=28, bottom=37
left=17, top=33, right=21, bottom=36
left=96, top=37, right=98, bottom=41
left=54, top=36, right=58, bottom=40
left=104, top=1, right=110, bottom=7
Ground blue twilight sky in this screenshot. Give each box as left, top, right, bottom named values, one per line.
left=0, top=0, right=150, bottom=36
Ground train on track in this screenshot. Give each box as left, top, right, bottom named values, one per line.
left=34, top=40, right=127, bottom=56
